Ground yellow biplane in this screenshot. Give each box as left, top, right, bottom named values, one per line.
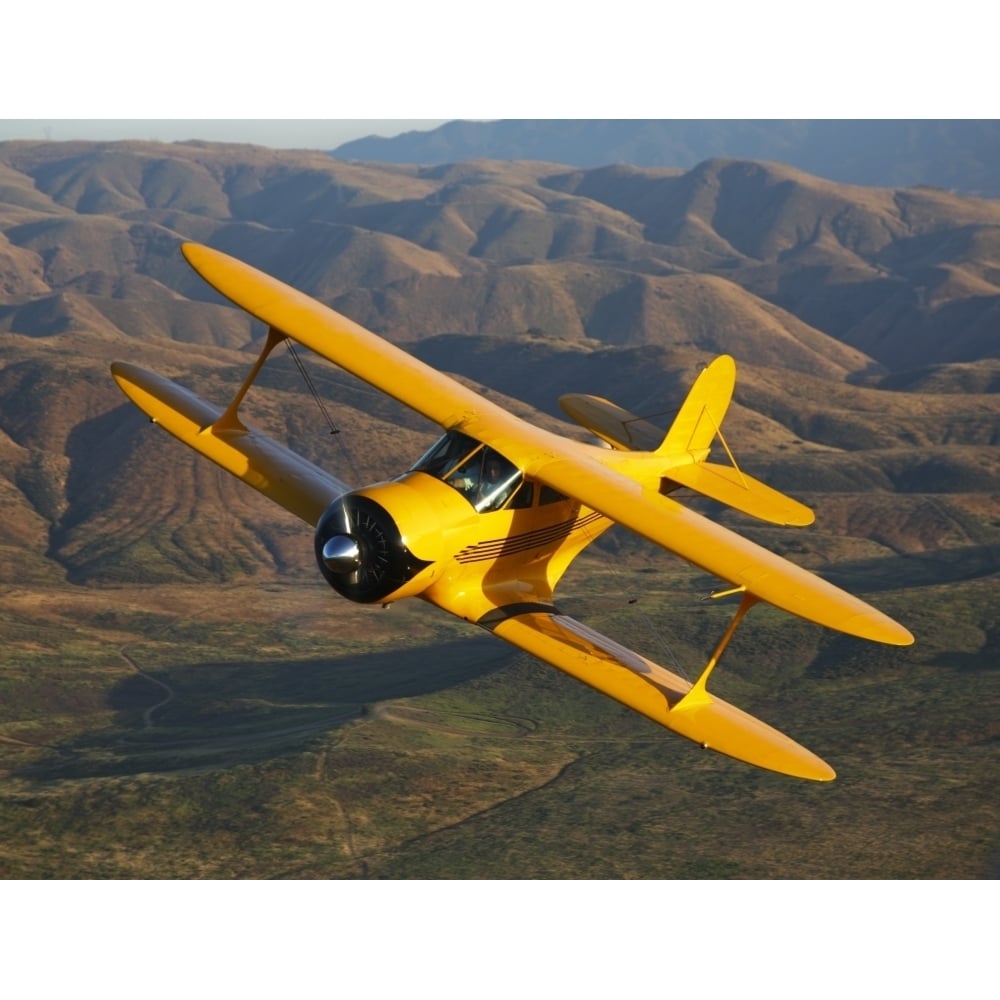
left=111, top=243, right=913, bottom=782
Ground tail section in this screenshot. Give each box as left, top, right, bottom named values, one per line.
left=561, top=355, right=814, bottom=527
left=657, top=354, right=736, bottom=462
left=657, top=356, right=813, bottom=526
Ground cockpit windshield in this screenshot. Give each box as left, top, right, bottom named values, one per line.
left=410, top=431, right=524, bottom=513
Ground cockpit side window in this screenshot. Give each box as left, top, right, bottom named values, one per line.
left=411, top=432, right=523, bottom=513
left=508, top=480, right=534, bottom=509
left=539, top=485, right=567, bottom=505
left=479, top=450, right=523, bottom=513
left=410, top=430, right=480, bottom=479
left=447, top=447, right=523, bottom=513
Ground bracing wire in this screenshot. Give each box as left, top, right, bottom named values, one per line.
left=284, top=340, right=369, bottom=488
left=621, top=579, right=692, bottom=684
left=285, top=341, right=340, bottom=436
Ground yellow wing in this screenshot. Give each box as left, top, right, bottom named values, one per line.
left=181, top=243, right=520, bottom=435
left=531, top=454, right=913, bottom=646
left=180, top=243, right=912, bottom=647
left=110, top=360, right=349, bottom=525
left=483, top=608, right=835, bottom=781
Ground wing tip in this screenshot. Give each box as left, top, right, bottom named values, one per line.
left=856, top=615, right=915, bottom=647
left=180, top=241, right=214, bottom=273
left=697, top=732, right=836, bottom=782
left=790, top=505, right=816, bottom=528
left=809, top=759, right=838, bottom=782
left=892, top=627, right=916, bottom=647
left=181, top=241, right=233, bottom=277
left=673, top=701, right=839, bottom=782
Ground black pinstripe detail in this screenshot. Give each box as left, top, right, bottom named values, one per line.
left=477, top=603, right=559, bottom=631
left=455, top=510, right=606, bottom=564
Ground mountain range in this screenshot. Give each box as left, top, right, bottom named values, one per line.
left=332, top=120, right=1000, bottom=197
left=0, top=138, right=997, bottom=590
left=0, top=137, right=997, bottom=878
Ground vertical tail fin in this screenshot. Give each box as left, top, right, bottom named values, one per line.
left=657, top=355, right=736, bottom=460
left=558, top=355, right=737, bottom=454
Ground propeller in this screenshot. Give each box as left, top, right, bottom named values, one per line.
left=314, top=493, right=430, bottom=603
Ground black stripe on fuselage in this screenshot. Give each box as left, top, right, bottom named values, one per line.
left=455, top=510, right=606, bottom=565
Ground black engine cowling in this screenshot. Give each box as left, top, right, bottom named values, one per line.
left=314, top=493, right=431, bottom=604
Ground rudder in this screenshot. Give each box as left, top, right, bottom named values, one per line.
left=657, top=354, right=736, bottom=460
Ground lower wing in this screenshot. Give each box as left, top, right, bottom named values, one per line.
left=482, top=607, right=835, bottom=781
left=111, top=362, right=349, bottom=525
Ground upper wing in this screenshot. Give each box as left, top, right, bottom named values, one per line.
left=483, top=608, right=835, bottom=781
left=532, top=454, right=914, bottom=647
left=181, top=243, right=522, bottom=436
left=181, top=243, right=912, bottom=646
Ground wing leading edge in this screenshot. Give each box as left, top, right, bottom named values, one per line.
left=532, top=455, right=914, bottom=647
left=111, top=361, right=349, bottom=525
left=483, top=608, right=836, bottom=781
left=180, top=243, right=519, bottom=436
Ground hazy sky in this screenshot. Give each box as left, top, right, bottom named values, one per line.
left=0, top=120, right=454, bottom=150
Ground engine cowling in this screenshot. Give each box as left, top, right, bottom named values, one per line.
left=315, top=490, right=436, bottom=603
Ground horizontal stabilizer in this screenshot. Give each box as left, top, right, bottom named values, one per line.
left=559, top=393, right=663, bottom=451
left=486, top=609, right=835, bottom=781
left=111, top=362, right=349, bottom=525
left=664, top=461, right=815, bottom=526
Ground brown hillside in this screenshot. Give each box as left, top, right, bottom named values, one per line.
left=3, top=141, right=998, bottom=370
left=0, top=139, right=996, bottom=591
left=1, top=142, right=998, bottom=883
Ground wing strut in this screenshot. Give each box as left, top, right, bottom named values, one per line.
left=675, top=592, right=759, bottom=713
left=215, top=326, right=288, bottom=434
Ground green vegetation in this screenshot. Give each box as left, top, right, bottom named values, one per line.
left=0, top=563, right=995, bottom=879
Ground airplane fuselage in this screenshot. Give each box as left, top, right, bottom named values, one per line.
left=314, top=436, right=611, bottom=622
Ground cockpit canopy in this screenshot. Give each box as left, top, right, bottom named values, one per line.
left=410, top=431, right=527, bottom=513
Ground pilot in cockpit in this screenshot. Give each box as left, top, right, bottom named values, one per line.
left=412, top=432, right=522, bottom=513
left=448, top=450, right=518, bottom=512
